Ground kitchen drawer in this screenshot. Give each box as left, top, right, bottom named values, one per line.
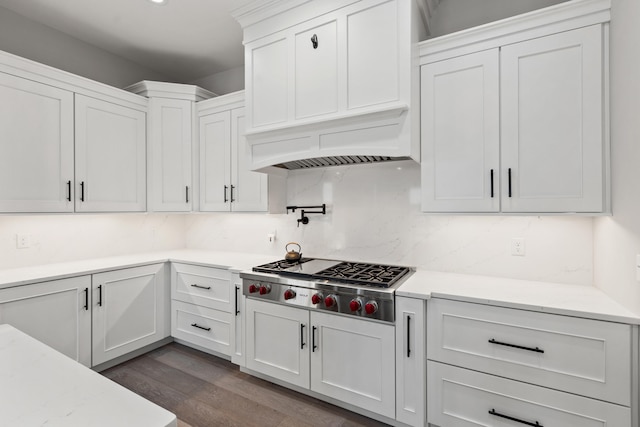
left=171, top=300, right=232, bottom=355
left=171, top=263, right=232, bottom=312
left=428, top=361, right=631, bottom=427
left=428, top=298, right=632, bottom=405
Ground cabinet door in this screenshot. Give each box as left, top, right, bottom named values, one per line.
left=148, top=97, right=192, bottom=212
left=310, top=311, right=395, bottom=418
left=0, top=276, right=91, bottom=366
left=231, top=273, right=245, bottom=366
left=92, top=264, right=168, bottom=366
left=199, top=110, right=231, bottom=211
left=230, top=108, right=268, bottom=212
left=346, top=0, right=400, bottom=109
left=421, top=49, right=500, bottom=212
left=501, top=25, right=604, bottom=212
left=75, top=94, right=146, bottom=212
left=245, top=298, right=310, bottom=388
left=0, top=73, right=74, bottom=212
left=247, top=35, right=288, bottom=128
left=395, top=297, right=426, bottom=427
left=294, top=17, right=339, bottom=119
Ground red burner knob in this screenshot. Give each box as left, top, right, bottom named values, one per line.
left=349, top=299, right=362, bottom=312
left=364, top=301, right=378, bottom=315
left=284, top=289, right=296, bottom=300
left=311, top=293, right=323, bottom=305
left=259, top=284, right=271, bottom=295
left=324, top=295, right=337, bottom=308
left=248, top=284, right=259, bottom=294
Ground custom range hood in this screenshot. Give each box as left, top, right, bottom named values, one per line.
left=233, top=0, right=429, bottom=173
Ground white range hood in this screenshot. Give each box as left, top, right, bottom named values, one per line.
left=233, top=0, right=428, bottom=173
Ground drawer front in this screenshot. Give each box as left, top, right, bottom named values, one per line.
left=171, top=263, right=232, bottom=311
left=428, top=298, right=631, bottom=405
left=171, top=300, right=232, bottom=355
left=428, top=361, right=631, bottom=427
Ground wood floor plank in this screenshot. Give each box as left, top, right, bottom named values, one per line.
left=102, top=343, right=389, bottom=427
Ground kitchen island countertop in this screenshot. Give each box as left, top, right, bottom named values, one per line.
left=0, top=324, right=177, bottom=427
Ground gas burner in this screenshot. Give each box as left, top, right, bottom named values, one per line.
left=315, top=262, right=411, bottom=288
left=253, top=258, right=312, bottom=272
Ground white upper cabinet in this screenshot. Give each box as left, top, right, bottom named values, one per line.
left=233, top=0, right=423, bottom=172
left=198, top=92, right=279, bottom=213
left=0, top=73, right=75, bottom=213
left=500, top=26, right=604, bottom=213
left=420, top=0, right=610, bottom=214
left=75, top=95, right=146, bottom=212
left=421, top=49, right=500, bottom=212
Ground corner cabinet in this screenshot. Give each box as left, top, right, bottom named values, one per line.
left=420, top=0, right=610, bottom=214
left=92, top=264, right=169, bottom=366
left=197, top=92, right=284, bottom=212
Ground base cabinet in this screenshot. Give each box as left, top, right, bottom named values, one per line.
left=245, top=298, right=395, bottom=418
left=231, top=273, right=244, bottom=366
left=395, top=296, right=426, bottom=427
left=0, top=276, right=91, bottom=366
left=428, top=361, right=631, bottom=427
left=92, top=264, right=168, bottom=366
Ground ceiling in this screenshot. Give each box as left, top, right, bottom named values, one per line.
left=0, top=0, right=256, bottom=82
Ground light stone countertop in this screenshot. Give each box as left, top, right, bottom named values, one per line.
left=397, top=270, right=640, bottom=325
left=1, top=250, right=638, bottom=325
left=0, top=324, right=177, bottom=427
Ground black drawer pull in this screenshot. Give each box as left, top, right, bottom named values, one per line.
left=490, top=169, right=494, bottom=198
left=508, top=168, right=512, bottom=197
left=300, top=324, right=306, bottom=349
left=230, top=185, right=235, bottom=202
left=80, top=181, right=85, bottom=202
left=191, top=323, right=211, bottom=332
left=235, top=285, right=240, bottom=315
left=83, top=287, right=89, bottom=311
left=489, top=338, right=544, bottom=354
left=97, top=285, right=102, bottom=307
left=406, top=315, right=411, bottom=358
left=185, top=185, right=189, bottom=203
left=489, top=409, right=543, bottom=427
left=312, top=326, right=317, bottom=352
left=190, top=284, right=211, bottom=290
left=224, top=185, right=228, bottom=203
left=67, top=180, right=72, bottom=202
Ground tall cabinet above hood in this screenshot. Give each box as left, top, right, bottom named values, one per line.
left=232, top=0, right=429, bottom=173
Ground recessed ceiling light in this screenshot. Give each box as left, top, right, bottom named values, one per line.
left=148, top=0, right=167, bottom=5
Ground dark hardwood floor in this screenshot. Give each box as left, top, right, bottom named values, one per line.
left=101, top=343, right=390, bottom=427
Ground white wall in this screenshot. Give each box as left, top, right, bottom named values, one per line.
left=0, top=6, right=169, bottom=88
left=190, top=66, right=245, bottom=95
left=186, top=161, right=594, bottom=286
left=593, top=0, right=640, bottom=314
left=429, top=0, right=568, bottom=37
left=0, top=214, right=185, bottom=270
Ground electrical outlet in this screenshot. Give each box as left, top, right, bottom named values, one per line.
left=267, top=231, right=276, bottom=244
left=16, top=234, right=31, bottom=249
left=636, top=254, right=640, bottom=282
left=511, top=238, right=525, bottom=256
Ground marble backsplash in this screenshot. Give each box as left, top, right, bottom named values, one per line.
left=186, top=160, right=594, bottom=286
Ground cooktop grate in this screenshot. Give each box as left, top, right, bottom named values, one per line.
left=314, top=262, right=411, bottom=287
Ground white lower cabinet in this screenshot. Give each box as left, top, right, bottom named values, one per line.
left=245, top=298, right=395, bottom=418
left=0, top=276, right=92, bottom=366
left=170, top=263, right=238, bottom=359
left=92, top=264, right=168, bottom=366
left=428, top=361, right=630, bottom=427
left=395, top=296, right=426, bottom=427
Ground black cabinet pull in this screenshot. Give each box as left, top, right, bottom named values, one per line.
left=191, top=323, right=211, bottom=332
left=97, top=285, right=102, bottom=307
left=490, top=169, right=494, bottom=198
left=300, top=324, right=306, bottom=349
left=80, top=181, right=85, bottom=202
left=185, top=186, right=189, bottom=203
left=489, top=409, right=543, bottom=427
left=190, top=284, right=211, bottom=290
left=224, top=185, right=228, bottom=203
left=489, top=338, right=544, bottom=354
left=311, top=34, right=318, bottom=49
left=508, top=168, right=512, bottom=197
left=230, top=185, right=235, bottom=203
left=83, top=287, right=89, bottom=311
left=235, top=286, right=240, bottom=316
left=407, top=315, right=411, bottom=358
left=67, top=180, right=72, bottom=202
left=312, top=326, right=317, bottom=352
